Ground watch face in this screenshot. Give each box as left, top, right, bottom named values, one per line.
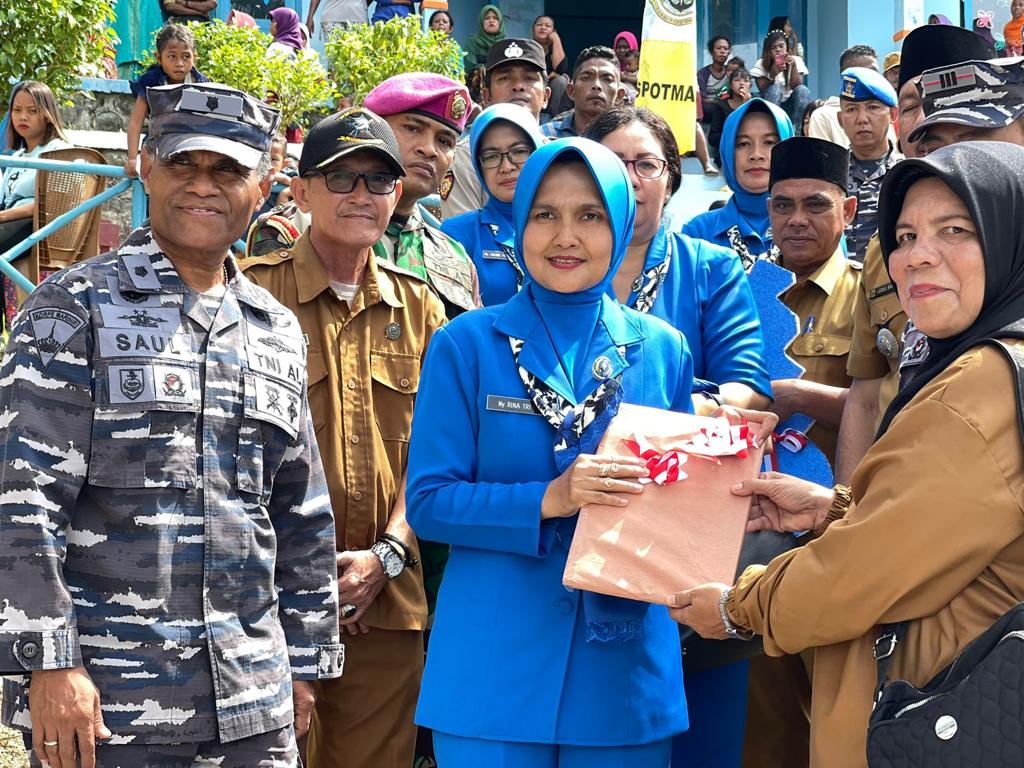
left=374, top=542, right=404, bottom=579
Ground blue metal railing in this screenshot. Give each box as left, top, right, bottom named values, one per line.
left=0, top=156, right=146, bottom=293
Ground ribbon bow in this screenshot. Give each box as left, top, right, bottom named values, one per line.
left=976, top=10, right=994, bottom=29
left=622, top=419, right=757, bottom=486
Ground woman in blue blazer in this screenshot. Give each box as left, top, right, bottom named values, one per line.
left=586, top=106, right=771, bottom=413
left=407, top=138, right=694, bottom=767
left=682, top=99, right=794, bottom=269
left=440, top=103, right=546, bottom=306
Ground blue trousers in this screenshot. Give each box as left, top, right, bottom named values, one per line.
left=434, top=732, right=673, bottom=768
left=670, top=660, right=749, bottom=768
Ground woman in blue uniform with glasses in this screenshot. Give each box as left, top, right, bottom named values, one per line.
left=406, top=138, right=694, bottom=767
left=440, top=103, right=546, bottom=306
left=586, top=106, right=771, bottom=413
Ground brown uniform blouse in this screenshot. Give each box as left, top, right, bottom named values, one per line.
left=781, top=248, right=863, bottom=463
left=728, top=340, right=1024, bottom=768
left=242, top=233, right=447, bottom=631
left=846, top=234, right=908, bottom=424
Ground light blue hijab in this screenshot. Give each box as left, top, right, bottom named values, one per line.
left=719, top=98, right=794, bottom=239
left=512, top=138, right=636, bottom=392
left=471, top=103, right=546, bottom=238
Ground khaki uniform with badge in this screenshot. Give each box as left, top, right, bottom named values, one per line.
left=0, top=84, right=343, bottom=768
left=846, top=235, right=906, bottom=423
left=241, top=106, right=448, bottom=768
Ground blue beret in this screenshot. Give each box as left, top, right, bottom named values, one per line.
left=840, top=66, right=897, bottom=107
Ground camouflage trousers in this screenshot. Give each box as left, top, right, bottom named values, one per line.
left=26, top=725, right=298, bottom=767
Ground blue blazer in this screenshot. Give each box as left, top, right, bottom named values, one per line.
left=441, top=208, right=520, bottom=307
left=629, top=226, right=771, bottom=397
left=406, top=293, right=694, bottom=746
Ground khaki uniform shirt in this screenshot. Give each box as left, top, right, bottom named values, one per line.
left=242, top=233, right=447, bottom=631
left=729, top=340, right=1024, bottom=768
left=846, top=234, right=908, bottom=426
left=780, top=248, right=862, bottom=463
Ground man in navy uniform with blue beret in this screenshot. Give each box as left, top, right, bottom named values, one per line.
left=0, top=81, right=343, bottom=768
left=837, top=66, right=902, bottom=263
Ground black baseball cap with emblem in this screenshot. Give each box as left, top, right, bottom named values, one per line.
left=907, top=58, right=1024, bottom=144
left=486, top=38, right=547, bottom=75
left=298, top=107, right=406, bottom=178
left=146, top=82, right=281, bottom=170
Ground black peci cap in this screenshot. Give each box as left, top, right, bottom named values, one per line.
left=898, top=25, right=996, bottom=91
left=769, top=136, right=850, bottom=193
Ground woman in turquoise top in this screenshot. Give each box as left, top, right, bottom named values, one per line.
left=1, top=81, right=70, bottom=255
left=440, top=103, right=545, bottom=306
left=407, top=138, right=695, bottom=766
left=586, top=106, right=771, bottom=413
left=682, top=98, right=793, bottom=269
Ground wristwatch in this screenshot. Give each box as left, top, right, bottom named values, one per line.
left=371, top=540, right=406, bottom=580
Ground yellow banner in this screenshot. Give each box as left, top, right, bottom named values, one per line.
left=636, top=0, right=697, bottom=153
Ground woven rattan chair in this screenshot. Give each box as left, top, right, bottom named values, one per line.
left=9, top=146, right=108, bottom=311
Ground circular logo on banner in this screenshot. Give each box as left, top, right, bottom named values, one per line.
left=652, top=0, right=695, bottom=25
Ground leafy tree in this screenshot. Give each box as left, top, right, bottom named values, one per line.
left=324, top=16, right=464, bottom=105
left=0, top=0, right=116, bottom=108
left=146, top=20, right=336, bottom=130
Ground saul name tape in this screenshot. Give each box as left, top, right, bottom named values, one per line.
left=97, top=328, right=193, bottom=361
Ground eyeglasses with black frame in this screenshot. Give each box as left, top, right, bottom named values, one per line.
left=478, top=146, right=533, bottom=169
left=622, top=158, right=669, bottom=180
left=311, top=169, right=400, bottom=195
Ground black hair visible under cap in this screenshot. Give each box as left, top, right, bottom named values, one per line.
left=898, top=25, right=995, bottom=91
left=769, top=136, right=850, bottom=193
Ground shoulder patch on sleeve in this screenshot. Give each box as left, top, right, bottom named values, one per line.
left=28, top=305, right=87, bottom=369
left=239, top=249, right=295, bottom=271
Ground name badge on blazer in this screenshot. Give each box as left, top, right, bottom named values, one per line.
left=482, top=250, right=506, bottom=260
left=486, top=395, right=540, bottom=415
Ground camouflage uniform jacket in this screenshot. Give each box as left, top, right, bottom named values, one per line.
left=844, top=143, right=902, bottom=263
left=0, top=226, right=344, bottom=745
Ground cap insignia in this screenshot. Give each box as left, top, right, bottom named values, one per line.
left=921, top=64, right=978, bottom=97
left=505, top=42, right=524, bottom=58
left=450, top=93, right=468, bottom=121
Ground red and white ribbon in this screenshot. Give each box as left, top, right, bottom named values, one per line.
left=622, top=419, right=757, bottom=486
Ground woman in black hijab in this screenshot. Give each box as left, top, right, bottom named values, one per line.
left=667, top=142, right=1024, bottom=767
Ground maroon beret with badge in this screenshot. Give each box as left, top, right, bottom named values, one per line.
left=363, top=73, right=471, bottom=134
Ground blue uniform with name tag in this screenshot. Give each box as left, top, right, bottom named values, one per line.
left=407, top=138, right=694, bottom=760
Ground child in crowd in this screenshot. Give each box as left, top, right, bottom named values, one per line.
left=621, top=50, right=640, bottom=104
left=1005, top=0, right=1024, bottom=56
left=726, top=56, right=745, bottom=75
left=124, top=24, right=207, bottom=178
left=254, top=133, right=296, bottom=220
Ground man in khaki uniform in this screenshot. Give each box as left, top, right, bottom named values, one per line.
left=744, top=136, right=862, bottom=767
left=241, top=108, right=446, bottom=768
left=765, top=137, right=862, bottom=466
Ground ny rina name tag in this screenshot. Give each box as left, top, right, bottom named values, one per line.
left=486, top=395, right=539, bottom=415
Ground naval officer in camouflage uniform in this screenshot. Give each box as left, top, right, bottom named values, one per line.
left=0, top=82, right=343, bottom=768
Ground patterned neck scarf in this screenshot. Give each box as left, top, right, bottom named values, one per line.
left=629, top=238, right=673, bottom=314
left=727, top=225, right=779, bottom=273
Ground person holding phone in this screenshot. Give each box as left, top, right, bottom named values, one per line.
left=750, top=30, right=811, bottom=130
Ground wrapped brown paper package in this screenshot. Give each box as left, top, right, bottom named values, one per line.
left=562, top=403, right=766, bottom=605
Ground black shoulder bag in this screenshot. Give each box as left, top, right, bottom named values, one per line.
left=866, top=338, right=1024, bottom=767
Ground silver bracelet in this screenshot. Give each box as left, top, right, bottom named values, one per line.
left=718, top=588, right=754, bottom=641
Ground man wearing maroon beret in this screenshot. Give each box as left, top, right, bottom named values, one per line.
left=364, top=73, right=482, bottom=317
